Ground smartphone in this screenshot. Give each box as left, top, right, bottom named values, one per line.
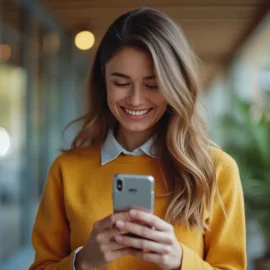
left=113, top=174, right=154, bottom=239
left=113, top=173, right=154, bottom=214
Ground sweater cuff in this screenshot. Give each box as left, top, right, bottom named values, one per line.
left=180, top=243, right=202, bottom=270
left=51, top=249, right=78, bottom=270
left=73, top=246, right=84, bottom=270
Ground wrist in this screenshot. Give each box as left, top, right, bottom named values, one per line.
left=75, top=247, right=94, bottom=270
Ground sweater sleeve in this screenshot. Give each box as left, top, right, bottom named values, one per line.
left=180, top=156, right=246, bottom=270
left=29, top=157, right=75, bottom=270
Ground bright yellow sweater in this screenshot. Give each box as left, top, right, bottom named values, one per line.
left=30, top=144, right=246, bottom=270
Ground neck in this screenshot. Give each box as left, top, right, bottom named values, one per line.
left=116, top=127, right=153, bottom=151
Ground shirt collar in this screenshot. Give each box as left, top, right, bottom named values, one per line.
left=101, top=130, right=157, bottom=165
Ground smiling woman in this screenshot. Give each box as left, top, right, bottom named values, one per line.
left=29, top=6, right=246, bottom=270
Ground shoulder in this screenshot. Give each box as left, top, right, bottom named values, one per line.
left=210, top=146, right=241, bottom=187
left=49, top=144, right=101, bottom=174
left=210, top=146, right=242, bottom=195
left=210, top=146, right=239, bottom=174
left=41, top=144, right=101, bottom=191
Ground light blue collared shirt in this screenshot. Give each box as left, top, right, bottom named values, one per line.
left=101, top=130, right=157, bottom=165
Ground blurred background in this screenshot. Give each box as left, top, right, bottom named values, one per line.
left=0, top=0, right=270, bottom=269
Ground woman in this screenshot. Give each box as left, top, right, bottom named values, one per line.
left=30, top=7, right=246, bottom=270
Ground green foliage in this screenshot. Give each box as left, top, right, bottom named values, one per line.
left=219, top=94, right=270, bottom=253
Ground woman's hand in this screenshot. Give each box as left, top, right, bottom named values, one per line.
left=75, top=212, right=134, bottom=270
left=114, top=209, right=182, bottom=270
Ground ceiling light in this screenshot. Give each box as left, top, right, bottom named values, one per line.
left=75, top=30, right=95, bottom=50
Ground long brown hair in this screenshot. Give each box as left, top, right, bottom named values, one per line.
left=64, top=7, right=220, bottom=232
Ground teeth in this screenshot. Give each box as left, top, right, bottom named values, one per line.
left=124, top=108, right=149, bottom=116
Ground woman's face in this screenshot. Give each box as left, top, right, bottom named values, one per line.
left=105, top=47, right=167, bottom=137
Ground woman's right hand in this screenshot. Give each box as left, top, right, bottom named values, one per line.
left=75, top=212, right=133, bottom=270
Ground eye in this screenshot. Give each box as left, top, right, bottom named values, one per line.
left=146, top=85, right=158, bottom=90
left=114, top=82, right=130, bottom=87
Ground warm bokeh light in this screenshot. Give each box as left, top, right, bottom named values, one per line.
left=0, top=127, right=11, bottom=157
left=75, top=30, right=95, bottom=50
left=0, top=44, right=11, bottom=62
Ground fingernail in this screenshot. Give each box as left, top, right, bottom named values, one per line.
left=116, top=220, right=125, bottom=228
left=115, top=235, right=123, bottom=241
left=130, top=210, right=137, bottom=216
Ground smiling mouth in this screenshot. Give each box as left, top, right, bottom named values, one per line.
left=121, top=107, right=153, bottom=116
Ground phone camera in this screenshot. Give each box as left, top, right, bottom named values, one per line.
left=117, top=179, right=123, bottom=191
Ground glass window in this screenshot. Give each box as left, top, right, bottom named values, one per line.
left=0, top=0, right=25, bottom=261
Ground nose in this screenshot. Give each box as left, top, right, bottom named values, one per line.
left=126, top=85, right=145, bottom=107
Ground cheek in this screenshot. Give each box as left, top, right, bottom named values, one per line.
left=106, top=88, right=116, bottom=114
left=151, top=94, right=167, bottom=109
left=107, top=86, right=122, bottom=105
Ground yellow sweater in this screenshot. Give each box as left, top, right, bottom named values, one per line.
left=30, top=144, right=246, bottom=270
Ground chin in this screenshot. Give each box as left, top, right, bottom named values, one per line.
left=121, top=123, right=154, bottom=133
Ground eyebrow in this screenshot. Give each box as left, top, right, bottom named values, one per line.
left=110, top=72, right=156, bottom=80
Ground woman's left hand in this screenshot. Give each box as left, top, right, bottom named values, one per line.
left=114, top=209, right=182, bottom=269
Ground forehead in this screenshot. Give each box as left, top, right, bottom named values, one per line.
left=105, top=47, right=155, bottom=78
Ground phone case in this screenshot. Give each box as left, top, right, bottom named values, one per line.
left=113, top=174, right=154, bottom=213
